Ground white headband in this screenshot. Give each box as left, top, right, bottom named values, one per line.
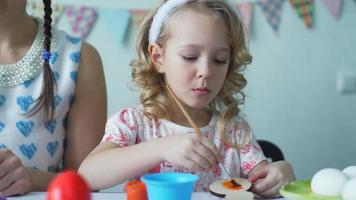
left=149, top=0, right=189, bottom=43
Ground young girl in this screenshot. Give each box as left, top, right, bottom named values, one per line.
left=0, top=0, right=106, bottom=196
left=79, top=0, right=295, bottom=198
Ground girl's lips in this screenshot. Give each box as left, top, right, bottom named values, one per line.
left=192, top=88, right=210, bottom=95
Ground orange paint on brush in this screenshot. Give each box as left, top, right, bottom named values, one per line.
left=222, top=180, right=242, bottom=190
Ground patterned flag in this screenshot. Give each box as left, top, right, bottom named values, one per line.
left=101, top=9, right=131, bottom=45
left=65, top=6, right=98, bottom=39
left=258, top=0, right=285, bottom=33
left=321, top=0, right=342, bottom=20
left=130, top=10, right=150, bottom=29
left=289, top=0, right=314, bottom=28
left=26, top=1, right=64, bottom=27
left=236, top=3, right=254, bottom=33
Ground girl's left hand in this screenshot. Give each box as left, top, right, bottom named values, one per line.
left=248, top=160, right=295, bottom=198
left=0, top=149, right=32, bottom=196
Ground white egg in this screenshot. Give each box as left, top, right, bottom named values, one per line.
left=342, top=178, right=356, bottom=200
left=343, top=166, right=356, bottom=178
left=311, top=168, right=349, bottom=196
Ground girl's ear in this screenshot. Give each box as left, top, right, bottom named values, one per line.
left=148, top=43, right=164, bottom=73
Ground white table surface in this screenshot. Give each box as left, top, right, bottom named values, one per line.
left=5, top=192, right=286, bottom=200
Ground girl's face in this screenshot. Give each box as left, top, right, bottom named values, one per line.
left=158, top=9, right=230, bottom=109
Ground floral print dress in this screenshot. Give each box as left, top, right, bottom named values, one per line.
left=102, top=106, right=266, bottom=192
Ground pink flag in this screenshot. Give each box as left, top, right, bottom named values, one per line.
left=321, top=0, right=342, bottom=20
left=65, top=6, right=98, bottom=39
left=236, top=3, right=253, bottom=33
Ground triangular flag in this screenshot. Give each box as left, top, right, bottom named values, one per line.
left=236, top=3, right=253, bottom=33
left=258, top=0, right=285, bottom=33
left=26, top=1, right=64, bottom=27
left=65, top=6, right=98, bottom=39
left=130, top=10, right=150, bottom=29
left=289, top=0, right=314, bottom=28
left=101, top=9, right=131, bottom=45
left=321, top=0, right=342, bottom=20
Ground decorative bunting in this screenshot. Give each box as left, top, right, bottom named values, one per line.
left=289, top=0, right=314, bottom=28
left=321, top=0, right=342, bottom=20
left=236, top=3, right=254, bottom=33
left=25, top=0, right=354, bottom=41
left=26, top=2, right=64, bottom=27
left=65, top=6, right=98, bottom=39
left=130, top=10, right=150, bottom=29
left=258, top=0, right=285, bottom=33
left=101, top=9, right=131, bottom=45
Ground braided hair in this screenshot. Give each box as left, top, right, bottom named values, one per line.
left=29, top=0, right=56, bottom=120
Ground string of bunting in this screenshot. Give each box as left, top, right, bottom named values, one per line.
left=26, top=0, right=351, bottom=43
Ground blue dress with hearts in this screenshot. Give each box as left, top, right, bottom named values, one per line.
left=0, top=26, right=82, bottom=172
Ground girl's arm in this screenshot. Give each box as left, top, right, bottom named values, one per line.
left=63, top=42, right=107, bottom=171
left=78, top=140, right=163, bottom=190
left=79, top=133, right=221, bottom=190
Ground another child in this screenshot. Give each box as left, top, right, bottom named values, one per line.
left=0, top=0, right=106, bottom=196
left=79, top=0, right=295, bottom=198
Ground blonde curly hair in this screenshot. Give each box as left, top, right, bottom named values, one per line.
left=130, top=0, right=252, bottom=148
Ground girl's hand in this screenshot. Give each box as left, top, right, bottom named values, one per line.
left=0, top=149, right=32, bottom=196
left=157, top=133, right=221, bottom=171
left=248, top=161, right=295, bottom=198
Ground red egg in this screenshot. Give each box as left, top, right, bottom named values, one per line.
left=47, top=171, right=91, bottom=200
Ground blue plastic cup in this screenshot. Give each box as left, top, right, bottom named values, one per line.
left=141, top=172, right=198, bottom=200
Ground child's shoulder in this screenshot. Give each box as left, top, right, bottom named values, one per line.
left=108, top=106, right=159, bottom=124
left=110, top=106, right=144, bottom=118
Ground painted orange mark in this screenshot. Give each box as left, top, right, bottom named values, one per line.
left=222, top=180, right=242, bottom=190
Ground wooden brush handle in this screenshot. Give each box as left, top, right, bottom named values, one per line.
left=166, top=86, right=243, bottom=180
left=166, top=85, right=202, bottom=135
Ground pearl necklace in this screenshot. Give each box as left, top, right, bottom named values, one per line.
left=0, top=19, right=45, bottom=87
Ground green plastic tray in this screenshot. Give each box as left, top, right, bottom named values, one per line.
left=280, top=180, right=342, bottom=200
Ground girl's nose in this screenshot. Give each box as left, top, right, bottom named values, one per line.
left=196, top=60, right=212, bottom=79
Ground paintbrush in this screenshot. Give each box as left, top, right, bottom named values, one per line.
left=166, top=85, right=241, bottom=187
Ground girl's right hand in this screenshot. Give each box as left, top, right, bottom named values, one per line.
left=0, top=149, right=32, bottom=196
left=156, top=133, right=221, bottom=171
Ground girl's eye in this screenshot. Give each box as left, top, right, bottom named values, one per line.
left=214, top=59, right=228, bottom=64
left=182, top=56, right=197, bottom=61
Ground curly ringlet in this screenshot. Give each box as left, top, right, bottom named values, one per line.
left=130, top=0, right=252, bottom=148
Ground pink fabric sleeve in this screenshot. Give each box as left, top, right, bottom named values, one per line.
left=101, top=108, right=142, bottom=147
left=236, top=122, right=266, bottom=176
